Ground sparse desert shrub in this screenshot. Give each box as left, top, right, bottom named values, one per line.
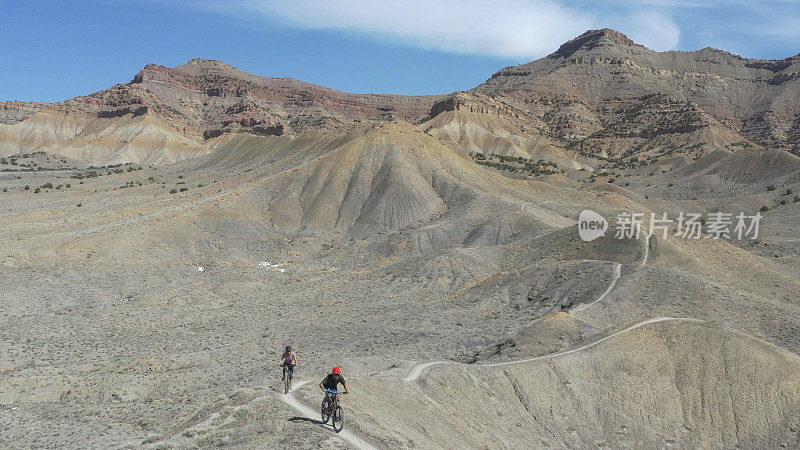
left=760, top=206, right=770, bottom=212
left=42, top=183, right=53, bottom=189
left=786, top=188, right=793, bottom=195
left=795, top=196, right=800, bottom=203
left=179, top=187, right=188, bottom=192
left=34, top=187, right=41, bottom=194
left=780, top=199, right=787, bottom=205
left=170, top=189, right=178, bottom=194
left=24, top=185, right=29, bottom=190
left=77, top=203, right=82, bottom=207
left=65, top=184, right=71, bottom=188
left=767, top=185, right=776, bottom=191
left=2, top=188, right=7, bottom=192
left=178, top=175, right=184, bottom=179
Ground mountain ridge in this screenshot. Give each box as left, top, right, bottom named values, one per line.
left=4, top=28, right=800, bottom=164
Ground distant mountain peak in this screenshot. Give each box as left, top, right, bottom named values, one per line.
left=551, top=28, right=641, bottom=58
left=185, top=58, right=236, bottom=69
left=578, top=29, right=636, bottom=46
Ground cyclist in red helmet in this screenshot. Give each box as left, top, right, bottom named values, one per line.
left=320, top=366, right=349, bottom=400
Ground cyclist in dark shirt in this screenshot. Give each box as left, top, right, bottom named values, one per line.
left=320, top=366, right=349, bottom=400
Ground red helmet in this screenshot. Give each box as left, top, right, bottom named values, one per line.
left=332, top=366, right=341, bottom=375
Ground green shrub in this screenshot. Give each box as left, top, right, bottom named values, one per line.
left=786, top=188, right=793, bottom=195
left=767, top=185, right=776, bottom=191
left=34, top=187, right=41, bottom=194
left=760, top=205, right=770, bottom=212
left=77, top=203, right=82, bottom=207
left=170, top=189, right=178, bottom=194
left=24, top=185, right=30, bottom=190
left=179, top=187, right=188, bottom=192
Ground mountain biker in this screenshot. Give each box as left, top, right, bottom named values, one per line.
left=320, top=366, right=349, bottom=401
left=277, top=346, right=298, bottom=387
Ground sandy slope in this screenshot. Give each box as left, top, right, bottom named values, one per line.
left=1, top=122, right=799, bottom=448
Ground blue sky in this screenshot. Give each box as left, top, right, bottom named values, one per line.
left=2, top=0, right=800, bottom=102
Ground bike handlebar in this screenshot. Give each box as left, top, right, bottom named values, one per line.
left=323, top=388, right=346, bottom=394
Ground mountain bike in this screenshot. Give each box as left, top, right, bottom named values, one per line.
left=321, top=388, right=345, bottom=432
left=281, top=364, right=295, bottom=394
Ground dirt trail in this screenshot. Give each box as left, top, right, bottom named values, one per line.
left=570, top=262, right=622, bottom=313
left=404, top=317, right=704, bottom=382
left=642, top=234, right=651, bottom=266
left=275, top=380, right=379, bottom=450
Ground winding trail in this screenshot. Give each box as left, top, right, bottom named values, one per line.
left=404, top=317, right=704, bottom=382
left=569, top=263, right=622, bottom=313
left=275, top=380, right=379, bottom=450
left=572, top=232, right=650, bottom=314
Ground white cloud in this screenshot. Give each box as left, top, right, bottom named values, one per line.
left=625, top=10, right=681, bottom=51
left=196, top=0, right=682, bottom=58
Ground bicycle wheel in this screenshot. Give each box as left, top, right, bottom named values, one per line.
left=283, top=367, right=289, bottom=394
left=320, top=399, right=331, bottom=424
left=332, top=405, right=344, bottom=433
